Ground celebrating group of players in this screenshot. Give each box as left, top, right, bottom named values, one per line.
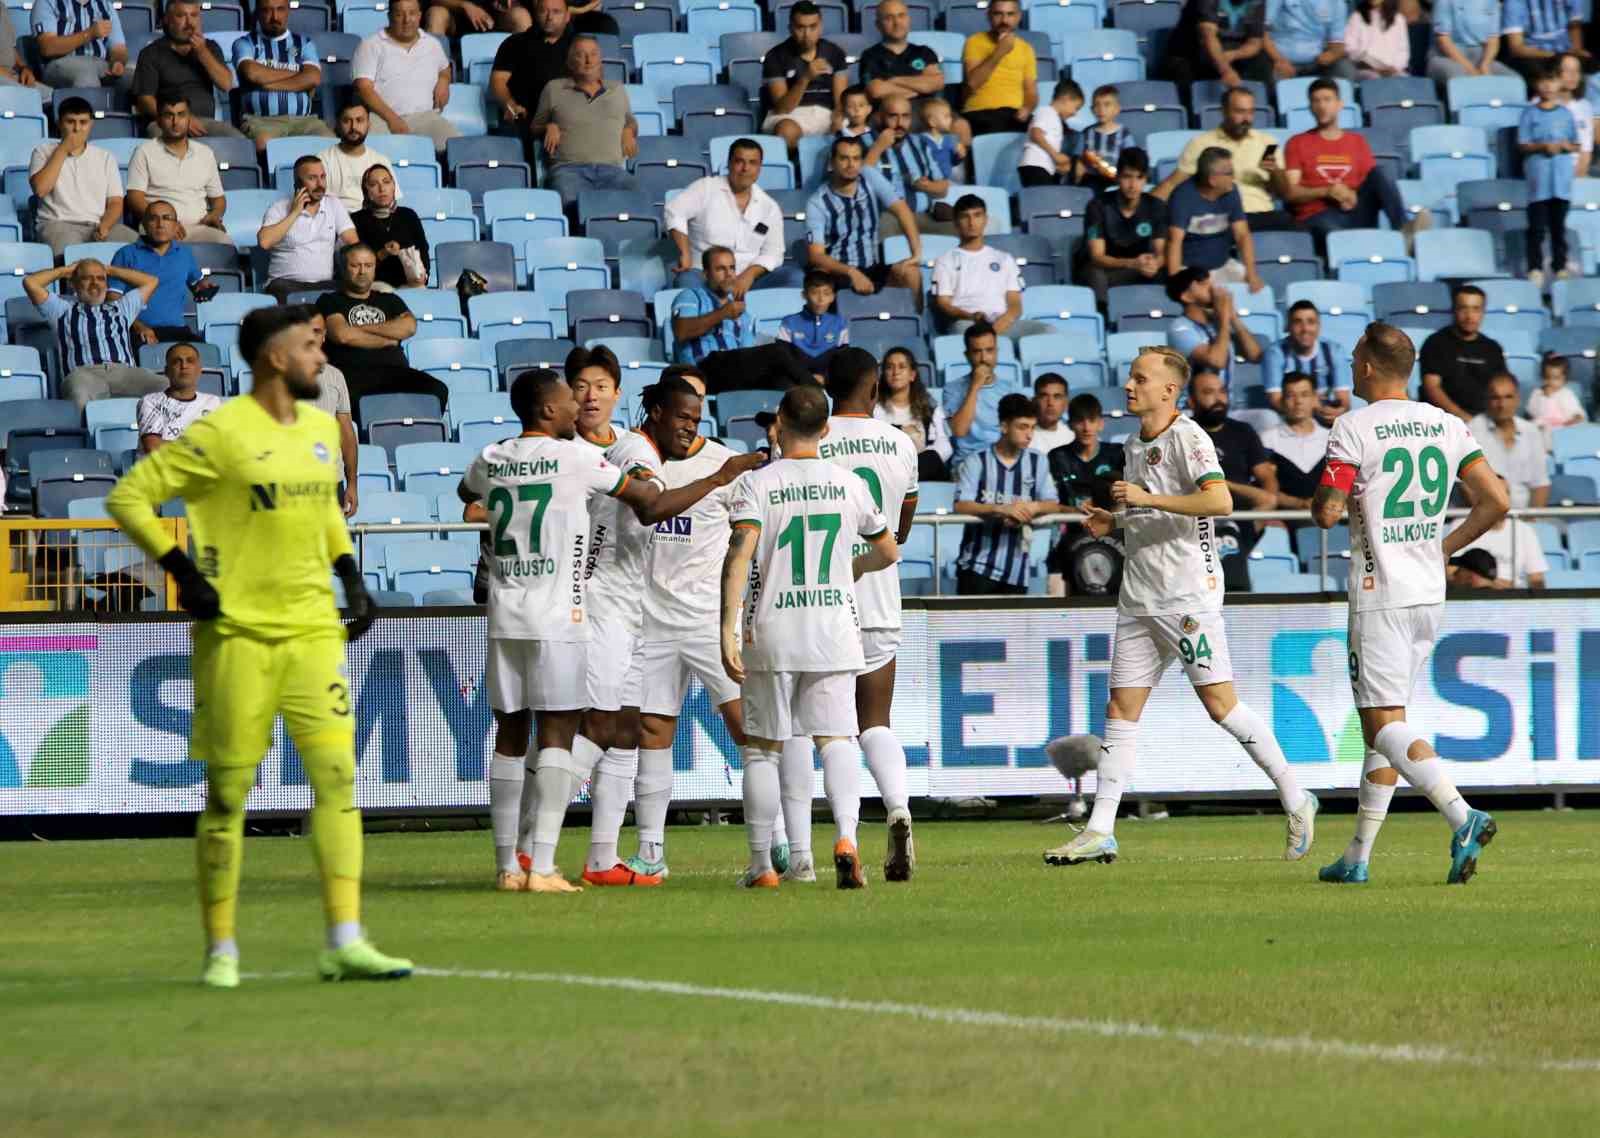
left=101, top=305, right=1510, bottom=988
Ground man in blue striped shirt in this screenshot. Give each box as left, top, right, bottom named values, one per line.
left=24, top=258, right=165, bottom=409
left=862, top=94, right=954, bottom=235
left=670, top=246, right=813, bottom=392
left=953, top=392, right=1060, bottom=594
left=1502, top=0, right=1584, bottom=83
left=233, top=0, right=335, bottom=154
left=804, top=135, right=923, bottom=296
left=31, top=0, right=124, bottom=88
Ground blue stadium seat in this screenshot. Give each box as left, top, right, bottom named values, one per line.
left=714, top=389, right=784, bottom=428
left=1473, top=278, right=1550, bottom=337
left=196, top=293, right=275, bottom=340
left=1018, top=332, right=1107, bottom=387
left=1551, top=276, right=1600, bottom=325
left=966, top=133, right=1026, bottom=198
left=719, top=30, right=783, bottom=101
left=527, top=238, right=609, bottom=312
left=357, top=444, right=394, bottom=498
left=1457, top=178, right=1529, bottom=229
left=1107, top=283, right=1179, bottom=329
left=839, top=288, right=920, bottom=344
left=0, top=344, right=48, bottom=395
left=882, top=233, right=959, bottom=293
left=385, top=538, right=476, bottom=595
left=1018, top=184, right=1094, bottom=243
left=1325, top=228, right=1415, bottom=287
left=497, top=337, right=579, bottom=377
left=1276, top=75, right=1354, bottom=117
left=393, top=441, right=476, bottom=498
left=1028, top=0, right=1103, bottom=56
left=352, top=491, right=435, bottom=571
left=406, top=339, right=497, bottom=393
left=435, top=240, right=518, bottom=294
left=633, top=33, right=717, bottom=102
left=1552, top=424, right=1600, bottom=466
left=1358, top=75, right=1440, bottom=115
left=393, top=288, right=468, bottom=338
left=1373, top=279, right=1452, bottom=323
left=577, top=190, right=662, bottom=250
left=1413, top=228, right=1502, bottom=282
left=405, top=187, right=476, bottom=225
left=460, top=31, right=508, bottom=86
left=567, top=289, right=651, bottom=343
left=0, top=242, right=55, bottom=303
left=742, top=288, right=802, bottom=338
left=217, top=189, right=281, bottom=247
left=1409, top=124, right=1494, bottom=189
left=988, top=233, right=1060, bottom=287
left=1446, top=73, right=1526, bottom=122
left=469, top=291, right=558, bottom=345
left=1368, top=102, right=1445, bottom=135
left=1021, top=285, right=1105, bottom=345
left=444, top=134, right=523, bottom=173
left=684, top=0, right=761, bottom=41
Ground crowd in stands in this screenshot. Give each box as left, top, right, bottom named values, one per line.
left=4, top=0, right=1600, bottom=599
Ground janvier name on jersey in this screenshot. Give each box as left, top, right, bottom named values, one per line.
left=774, top=586, right=850, bottom=608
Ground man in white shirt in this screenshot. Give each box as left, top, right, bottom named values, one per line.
left=930, top=193, right=1053, bottom=341
left=137, top=341, right=222, bottom=452
left=257, top=156, right=359, bottom=302
left=351, top=0, right=459, bottom=156
left=1469, top=373, right=1551, bottom=510
left=663, top=139, right=793, bottom=296
left=125, top=92, right=228, bottom=244
left=306, top=311, right=360, bottom=517
left=1465, top=507, right=1550, bottom=589
left=317, top=103, right=396, bottom=213
left=27, top=97, right=138, bottom=256
left=1028, top=373, right=1073, bottom=454
left=1259, top=371, right=1330, bottom=511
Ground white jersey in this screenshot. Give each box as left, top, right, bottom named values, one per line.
left=642, top=436, right=738, bottom=635
left=1117, top=414, right=1227, bottom=617
left=460, top=433, right=628, bottom=641
left=818, top=413, right=918, bottom=631
left=581, top=428, right=664, bottom=630
left=1325, top=399, right=1486, bottom=612
left=137, top=390, right=223, bottom=442
left=730, top=457, right=887, bottom=673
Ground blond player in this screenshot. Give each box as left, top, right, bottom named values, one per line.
left=1312, top=323, right=1509, bottom=885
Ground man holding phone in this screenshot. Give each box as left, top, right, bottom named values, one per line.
left=112, top=198, right=216, bottom=345
left=256, top=155, right=359, bottom=303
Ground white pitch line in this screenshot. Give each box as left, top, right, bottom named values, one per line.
left=408, top=966, right=1600, bottom=1074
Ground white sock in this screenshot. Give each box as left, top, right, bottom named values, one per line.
left=209, top=937, right=239, bottom=959
left=327, top=921, right=361, bottom=950
left=586, top=746, right=638, bottom=871
left=515, top=759, right=539, bottom=858
left=861, top=725, right=909, bottom=815
left=1218, top=702, right=1306, bottom=813
left=530, top=750, right=577, bottom=875
left=1344, top=749, right=1395, bottom=864
left=570, top=734, right=604, bottom=780
left=1375, top=721, right=1470, bottom=830
left=1088, top=718, right=1137, bottom=834
left=635, top=746, right=674, bottom=863
left=820, top=739, right=861, bottom=845
left=772, top=797, right=789, bottom=847
left=489, top=752, right=524, bottom=873
left=779, top=736, right=813, bottom=858
left=742, top=746, right=780, bottom=874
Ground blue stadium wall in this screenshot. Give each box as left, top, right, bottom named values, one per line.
left=5, top=596, right=1600, bottom=815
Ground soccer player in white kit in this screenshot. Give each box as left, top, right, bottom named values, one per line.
left=459, top=370, right=664, bottom=894
left=1311, top=323, right=1509, bottom=886
left=1044, top=346, right=1319, bottom=867
left=720, top=385, right=901, bottom=889
left=818, top=347, right=921, bottom=882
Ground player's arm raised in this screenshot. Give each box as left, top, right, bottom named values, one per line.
left=105, top=421, right=224, bottom=618
left=626, top=451, right=765, bottom=524
left=1113, top=475, right=1232, bottom=518
left=719, top=522, right=760, bottom=684
left=1441, top=456, right=1510, bottom=559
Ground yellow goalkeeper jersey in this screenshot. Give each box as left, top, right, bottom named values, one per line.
left=106, top=394, right=354, bottom=640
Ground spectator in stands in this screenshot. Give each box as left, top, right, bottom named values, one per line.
left=875, top=344, right=952, bottom=479
left=353, top=0, right=459, bottom=156
left=1079, top=85, right=1134, bottom=193
left=1420, top=284, right=1508, bottom=420
left=776, top=270, right=849, bottom=379
left=1189, top=367, right=1277, bottom=577
left=257, top=156, right=359, bottom=303
left=1030, top=374, right=1072, bottom=454
left=316, top=244, right=451, bottom=418
left=232, top=0, right=334, bottom=156
left=353, top=164, right=430, bottom=290
left=1165, top=150, right=1266, bottom=290
left=1470, top=372, right=1552, bottom=508
left=1082, top=147, right=1167, bottom=305
left=838, top=85, right=874, bottom=139
left=864, top=95, right=955, bottom=237
left=425, top=0, right=531, bottom=37
left=953, top=391, right=1059, bottom=594
left=931, top=194, right=1054, bottom=341
left=669, top=246, right=815, bottom=392
left=126, top=92, right=229, bottom=244
left=1502, top=0, right=1586, bottom=83
left=1168, top=0, right=1274, bottom=88
left=1262, top=299, right=1353, bottom=421
left=1558, top=51, right=1593, bottom=178
left=23, top=258, right=164, bottom=408
left=530, top=34, right=638, bottom=206
left=664, top=139, right=789, bottom=295
left=960, top=0, right=1038, bottom=137
left=805, top=135, right=923, bottom=296
left=319, top=103, right=396, bottom=213
left=113, top=199, right=210, bottom=345
left=1527, top=353, right=1587, bottom=444
left=762, top=1, right=848, bottom=149
left=0, top=5, right=47, bottom=95
left=1156, top=87, right=1290, bottom=231
left=27, top=97, right=138, bottom=257
left=307, top=310, right=360, bottom=517
left=1048, top=392, right=1125, bottom=510
left=1264, top=0, right=1357, bottom=78
left=1259, top=372, right=1329, bottom=511
left=860, top=2, right=955, bottom=123
left=130, top=0, right=243, bottom=137
left=918, top=97, right=965, bottom=177
left=489, top=0, right=573, bottom=132
left=1463, top=480, right=1550, bottom=587
left=1446, top=546, right=1501, bottom=588
left=1521, top=59, right=1580, bottom=286
left=1017, top=78, right=1084, bottom=188
left=945, top=320, right=1032, bottom=460
left=1166, top=266, right=1263, bottom=397
left=1429, top=0, right=1519, bottom=82
left=31, top=0, right=124, bottom=88
left=1344, top=0, right=1412, bottom=79
left=136, top=342, right=221, bottom=453
left=1274, top=77, right=1426, bottom=247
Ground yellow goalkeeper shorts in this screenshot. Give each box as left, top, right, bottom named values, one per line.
left=191, top=625, right=354, bottom=768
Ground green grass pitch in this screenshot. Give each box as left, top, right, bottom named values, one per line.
left=4, top=813, right=1599, bottom=1137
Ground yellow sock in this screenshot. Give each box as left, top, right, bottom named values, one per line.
left=196, top=764, right=256, bottom=949
left=301, top=735, right=363, bottom=929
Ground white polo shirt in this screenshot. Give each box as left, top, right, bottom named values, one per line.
left=1465, top=518, right=1549, bottom=587
left=1260, top=420, right=1331, bottom=475
left=931, top=244, right=1024, bottom=323
left=260, top=193, right=355, bottom=282
left=352, top=29, right=451, bottom=117
left=316, top=142, right=398, bottom=212
left=126, top=138, right=223, bottom=227
left=662, top=175, right=785, bottom=275
left=28, top=141, right=123, bottom=225
left=1468, top=413, right=1551, bottom=509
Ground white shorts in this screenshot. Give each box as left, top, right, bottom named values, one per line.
left=486, top=638, right=589, bottom=713
left=761, top=105, right=834, bottom=136
left=1348, top=603, right=1442, bottom=709
left=1109, top=609, right=1235, bottom=691
left=859, top=626, right=901, bottom=674
left=744, top=670, right=859, bottom=741
left=585, top=608, right=642, bottom=712
left=638, top=629, right=741, bottom=716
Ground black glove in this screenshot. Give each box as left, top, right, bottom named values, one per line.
left=158, top=548, right=221, bottom=620
left=334, top=554, right=375, bottom=642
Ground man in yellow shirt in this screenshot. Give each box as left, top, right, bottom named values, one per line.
left=1154, top=86, right=1295, bottom=230
left=106, top=304, right=412, bottom=990
left=959, top=0, right=1037, bottom=136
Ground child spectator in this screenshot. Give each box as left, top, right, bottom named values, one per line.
left=1526, top=353, right=1588, bottom=446
left=775, top=270, right=850, bottom=379
left=1048, top=392, right=1125, bottom=511
left=1018, top=77, right=1084, bottom=188
left=1079, top=85, right=1133, bottom=193
left=1519, top=59, right=1580, bottom=287
left=1558, top=52, right=1594, bottom=180
left=918, top=97, right=966, bottom=178
left=838, top=84, right=874, bottom=138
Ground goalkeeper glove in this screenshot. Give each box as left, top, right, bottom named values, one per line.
left=158, top=548, right=221, bottom=621
left=334, top=554, right=375, bottom=642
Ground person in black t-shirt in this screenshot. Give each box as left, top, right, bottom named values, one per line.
left=1046, top=391, right=1126, bottom=593
left=488, top=0, right=574, bottom=133
left=352, top=164, right=430, bottom=290
left=1419, top=284, right=1509, bottom=421
left=316, top=244, right=450, bottom=422
left=859, top=0, right=969, bottom=157
left=761, top=1, right=848, bottom=148
left=1081, top=146, right=1168, bottom=305
left=1189, top=366, right=1276, bottom=583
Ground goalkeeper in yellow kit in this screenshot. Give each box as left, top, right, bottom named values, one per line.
left=107, top=305, right=411, bottom=989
